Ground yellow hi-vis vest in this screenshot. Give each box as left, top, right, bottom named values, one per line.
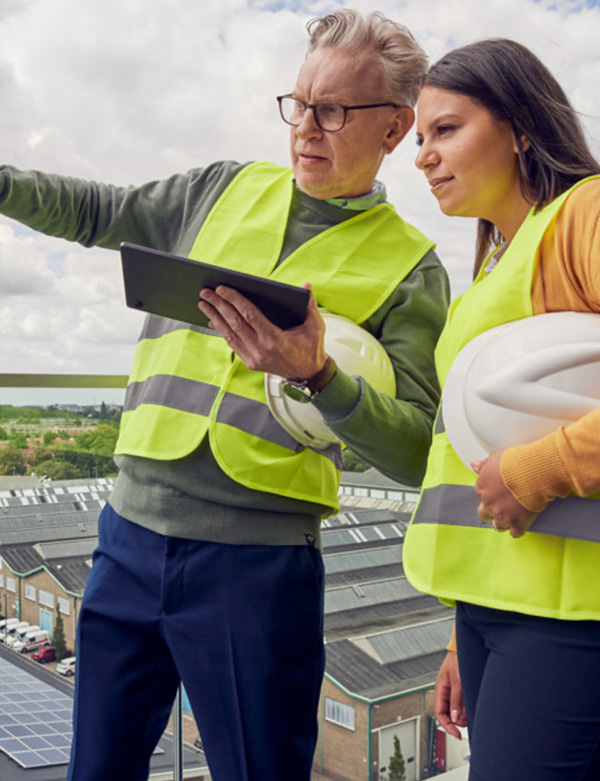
left=403, top=176, right=600, bottom=620
left=115, top=162, right=434, bottom=513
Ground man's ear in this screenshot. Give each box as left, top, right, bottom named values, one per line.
left=383, top=105, right=415, bottom=154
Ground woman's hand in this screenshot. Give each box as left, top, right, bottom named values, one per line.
left=434, top=651, right=467, bottom=739
left=471, top=450, right=538, bottom=537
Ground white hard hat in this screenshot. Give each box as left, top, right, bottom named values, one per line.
left=265, top=312, right=396, bottom=449
left=443, top=312, right=600, bottom=468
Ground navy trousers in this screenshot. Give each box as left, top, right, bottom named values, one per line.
left=456, top=601, right=600, bottom=781
left=67, top=503, right=325, bottom=781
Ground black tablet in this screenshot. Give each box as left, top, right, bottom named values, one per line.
left=120, top=242, right=310, bottom=330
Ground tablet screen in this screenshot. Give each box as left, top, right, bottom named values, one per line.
left=120, top=242, right=310, bottom=330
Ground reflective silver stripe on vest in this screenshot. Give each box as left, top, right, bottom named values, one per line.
left=414, top=484, right=600, bottom=543
left=217, top=392, right=304, bottom=452
left=434, top=410, right=445, bottom=435
left=216, top=392, right=343, bottom=469
left=124, top=375, right=343, bottom=469
left=124, top=375, right=220, bottom=416
left=139, top=315, right=219, bottom=341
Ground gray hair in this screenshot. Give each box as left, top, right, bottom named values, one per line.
left=306, top=9, right=428, bottom=107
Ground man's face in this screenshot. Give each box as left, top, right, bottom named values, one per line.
left=289, top=47, right=413, bottom=200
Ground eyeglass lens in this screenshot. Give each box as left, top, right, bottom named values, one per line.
left=281, top=97, right=345, bottom=131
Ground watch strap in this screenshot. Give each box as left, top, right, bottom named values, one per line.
left=306, top=355, right=338, bottom=394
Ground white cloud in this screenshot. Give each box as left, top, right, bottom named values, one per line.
left=0, top=0, right=599, bottom=403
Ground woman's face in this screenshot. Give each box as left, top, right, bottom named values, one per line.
left=415, top=86, right=529, bottom=240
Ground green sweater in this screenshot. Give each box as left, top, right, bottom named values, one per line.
left=0, top=161, right=449, bottom=546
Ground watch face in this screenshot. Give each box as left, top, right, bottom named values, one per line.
left=282, top=383, right=312, bottom=404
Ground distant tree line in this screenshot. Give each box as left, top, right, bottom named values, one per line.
left=0, top=404, right=121, bottom=479
left=342, top=448, right=372, bottom=472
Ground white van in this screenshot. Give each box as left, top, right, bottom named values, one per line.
left=13, top=629, right=51, bottom=654
left=0, top=621, right=30, bottom=644
left=0, top=618, right=20, bottom=636
left=6, top=625, right=40, bottom=648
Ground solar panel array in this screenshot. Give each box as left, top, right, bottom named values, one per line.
left=0, top=656, right=72, bottom=768
left=0, top=654, right=165, bottom=770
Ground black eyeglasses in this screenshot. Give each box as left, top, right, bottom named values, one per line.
left=276, top=94, right=400, bottom=133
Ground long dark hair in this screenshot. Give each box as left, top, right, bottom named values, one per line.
left=423, top=39, right=600, bottom=274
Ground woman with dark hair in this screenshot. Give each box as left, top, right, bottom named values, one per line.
left=404, top=39, right=600, bottom=780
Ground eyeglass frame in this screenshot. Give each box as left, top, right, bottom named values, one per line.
left=276, top=93, right=402, bottom=133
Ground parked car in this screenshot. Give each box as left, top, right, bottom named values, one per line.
left=56, top=656, right=76, bottom=677
left=0, top=621, right=30, bottom=644
left=6, top=625, right=40, bottom=648
left=32, top=646, right=57, bottom=664
left=13, top=629, right=51, bottom=654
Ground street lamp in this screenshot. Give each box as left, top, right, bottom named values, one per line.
left=3, top=594, right=8, bottom=641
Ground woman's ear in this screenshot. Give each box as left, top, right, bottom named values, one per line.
left=514, top=132, right=530, bottom=154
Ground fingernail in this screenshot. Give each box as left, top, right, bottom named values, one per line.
left=451, top=709, right=459, bottom=722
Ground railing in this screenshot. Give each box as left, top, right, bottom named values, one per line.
left=0, top=372, right=186, bottom=781
left=0, top=373, right=128, bottom=389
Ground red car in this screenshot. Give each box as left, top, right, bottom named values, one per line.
left=31, top=646, right=56, bottom=664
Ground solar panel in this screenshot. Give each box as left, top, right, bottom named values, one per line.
left=0, top=655, right=165, bottom=769
left=0, top=658, right=73, bottom=768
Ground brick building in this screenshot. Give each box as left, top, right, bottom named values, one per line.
left=315, top=473, right=461, bottom=781
left=0, top=476, right=111, bottom=650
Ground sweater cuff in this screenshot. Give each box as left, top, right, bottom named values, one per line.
left=310, top=368, right=361, bottom=422
left=500, top=431, right=571, bottom=512
left=447, top=624, right=457, bottom=652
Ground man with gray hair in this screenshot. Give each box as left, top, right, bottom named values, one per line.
left=0, top=9, right=448, bottom=781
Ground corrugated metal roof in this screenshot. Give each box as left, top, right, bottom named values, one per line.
left=0, top=546, right=44, bottom=574
left=325, top=577, right=423, bottom=614
left=324, top=594, right=444, bottom=639
left=0, top=495, right=106, bottom=510
left=1, top=543, right=96, bottom=594
left=362, top=617, right=455, bottom=664
left=0, top=478, right=108, bottom=593
left=339, top=496, right=418, bottom=513
left=324, top=545, right=401, bottom=574
left=0, top=515, right=100, bottom=545
left=46, top=559, right=93, bottom=594
left=0, top=477, right=114, bottom=497
left=322, top=522, right=405, bottom=551
left=323, top=509, right=403, bottom=527
left=325, top=631, right=451, bottom=699
left=34, top=538, right=97, bottom=560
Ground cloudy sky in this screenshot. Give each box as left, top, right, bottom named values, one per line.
left=1, top=0, right=599, bottom=405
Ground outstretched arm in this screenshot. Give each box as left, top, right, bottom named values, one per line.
left=0, top=161, right=245, bottom=252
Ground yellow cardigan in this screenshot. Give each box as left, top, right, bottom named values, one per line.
left=501, top=178, right=600, bottom=511
left=447, top=178, right=600, bottom=652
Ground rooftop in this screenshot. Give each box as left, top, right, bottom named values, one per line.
left=0, top=474, right=454, bottom=708
left=0, top=642, right=207, bottom=781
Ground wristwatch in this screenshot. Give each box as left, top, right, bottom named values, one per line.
left=281, top=356, right=338, bottom=403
